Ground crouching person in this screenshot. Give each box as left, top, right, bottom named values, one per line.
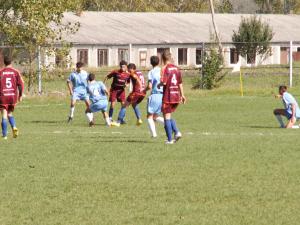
left=86, top=73, right=111, bottom=127
left=274, top=85, right=300, bottom=129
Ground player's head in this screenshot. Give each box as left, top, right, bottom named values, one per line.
left=279, top=85, right=287, bottom=95
left=88, top=73, right=96, bottom=82
left=162, top=50, right=172, bottom=65
left=119, top=60, right=128, bottom=72
left=3, top=56, right=12, bottom=66
left=76, top=62, right=84, bottom=72
left=150, top=56, right=159, bottom=68
left=127, top=63, right=136, bottom=73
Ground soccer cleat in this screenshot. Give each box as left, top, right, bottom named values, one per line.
left=111, top=121, right=120, bottom=127
left=89, top=121, right=95, bottom=127
left=174, top=132, right=182, bottom=142
left=2, top=136, right=7, bottom=140
left=120, top=120, right=127, bottom=125
left=67, top=117, right=73, bottom=123
left=165, top=140, right=175, bottom=145
left=136, top=119, right=143, bottom=126
left=12, top=127, right=19, bottom=138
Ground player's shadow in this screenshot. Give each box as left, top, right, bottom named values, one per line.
left=25, top=120, right=65, bottom=124
left=95, top=136, right=154, bottom=144
left=245, top=125, right=279, bottom=129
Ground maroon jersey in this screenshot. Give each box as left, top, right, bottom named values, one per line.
left=107, top=69, right=130, bottom=90
left=161, top=64, right=182, bottom=104
left=131, top=71, right=145, bottom=94
left=0, top=67, right=24, bottom=105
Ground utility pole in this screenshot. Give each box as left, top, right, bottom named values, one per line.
left=209, top=0, right=223, bottom=57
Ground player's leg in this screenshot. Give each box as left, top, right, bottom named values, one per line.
left=132, top=103, right=143, bottom=126
left=85, top=107, right=94, bottom=127
left=116, top=101, right=130, bottom=124
left=147, top=96, right=157, bottom=137
left=102, top=111, right=111, bottom=127
left=1, top=108, right=8, bottom=139
left=163, top=112, right=174, bottom=144
left=7, top=107, right=18, bottom=138
left=109, top=101, right=115, bottom=121
left=68, top=98, right=77, bottom=122
left=273, top=108, right=286, bottom=128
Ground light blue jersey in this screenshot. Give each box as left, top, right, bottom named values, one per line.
left=147, top=67, right=163, bottom=114
left=148, top=67, right=163, bottom=94
left=68, top=70, right=88, bottom=94
left=282, top=92, right=300, bottom=118
left=87, top=81, right=108, bottom=113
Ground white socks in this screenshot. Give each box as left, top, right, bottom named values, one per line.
left=86, top=112, right=94, bottom=122
left=147, top=118, right=157, bottom=137
left=155, top=116, right=164, bottom=125
left=105, top=117, right=111, bottom=126
left=275, top=115, right=285, bottom=128
left=70, top=107, right=75, bottom=118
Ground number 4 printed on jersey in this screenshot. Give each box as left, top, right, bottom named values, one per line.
left=171, top=74, right=177, bottom=85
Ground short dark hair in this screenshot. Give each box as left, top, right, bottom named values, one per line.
left=76, top=62, right=84, bottom=68
left=119, top=60, right=128, bottom=67
left=4, top=56, right=12, bottom=66
left=279, top=85, right=287, bottom=92
left=150, top=56, right=159, bottom=67
left=162, top=50, right=172, bottom=63
left=88, top=73, right=96, bottom=81
left=127, top=63, right=136, bottom=70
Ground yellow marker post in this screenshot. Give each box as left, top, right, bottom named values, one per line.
left=239, top=69, right=244, bottom=97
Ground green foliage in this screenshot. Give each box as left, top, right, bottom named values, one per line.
left=0, top=0, right=80, bottom=91
left=82, top=0, right=209, bottom=12
left=217, top=0, right=234, bottom=13
left=255, top=0, right=300, bottom=13
left=194, top=48, right=226, bottom=90
left=232, top=16, right=274, bottom=65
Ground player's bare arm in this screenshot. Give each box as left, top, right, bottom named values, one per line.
left=179, top=83, right=186, bottom=104
left=67, top=80, right=73, bottom=95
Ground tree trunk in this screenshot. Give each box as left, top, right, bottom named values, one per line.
left=209, top=0, right=223, bottom=57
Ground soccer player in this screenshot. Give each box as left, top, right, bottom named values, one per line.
left=159, top=50, right=186, bottom=144
left=104, top=60, right=130, bottom=122
left=145, top=56, right=164, bottom=138
left=85, top=73, right=111, bottom=127
left=0, top=56, right=24, bottom=140
left=67, top=62, right=89, bottom=122
left=113, top=63, right=145, bottom=126
left=273, top=85, right=300, bottom=128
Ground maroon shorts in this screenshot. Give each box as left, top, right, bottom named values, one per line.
left=162, top=103, right=179, bottom=114
left=126, top=92, right=145, bottom=105
left=0, top=104, right=15, bottom=112
left=109, top=89, right=126, bottom=103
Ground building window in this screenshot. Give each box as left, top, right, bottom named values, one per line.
left=230, top=48, right=239, bottom=64
left=247, top=54, right=256, bottom=64
left=118, top=49, right=129, bottom=62
left=178, top=48, right=187, bottom=65
left=157, top=48, right=170, bottom=64
left=98, top=49, right=108, bottom=67
left=196, top=48, right=202, bottom=65
left=297, top=47, right=300, bottom=52
left=77, top=49, right=88, bottom=65
left=139, top=51, right=147, bottom=67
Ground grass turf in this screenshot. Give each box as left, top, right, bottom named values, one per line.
left=1, top=73, right=300, bottom=225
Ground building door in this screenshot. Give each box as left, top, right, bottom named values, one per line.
left=98, top=49, right=108, bottom=67
left=280, top=47, right=288, bottom=64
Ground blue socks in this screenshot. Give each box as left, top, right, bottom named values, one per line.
left=171, top=119, right=179, bottom=134
left=118, top=107, right=126, bottom=122
left=164, top=119, right=173, bottom=142
left=2, top=118, right=7, bottom=137
left=109, top=107, right=114, bottom=118
left=8, top=116, right=16, bottom=128
left=133, top=106, right=141, bottom=119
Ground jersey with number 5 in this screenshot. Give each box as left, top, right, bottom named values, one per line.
left=0, top=67, right=24, bottom=105
left=161, top=64, right=182, bottom=104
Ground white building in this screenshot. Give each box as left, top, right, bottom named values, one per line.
left=53, top=12, right=300, bottom=68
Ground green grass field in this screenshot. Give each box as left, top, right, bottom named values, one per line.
left=1, top=70, right=300, bottom=225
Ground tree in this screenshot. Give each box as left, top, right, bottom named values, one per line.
left=232, top=16, right=274, bottom=65
left=0, top=0, right=81, bottom=91
left=255, top=0, right=300, bottom=13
